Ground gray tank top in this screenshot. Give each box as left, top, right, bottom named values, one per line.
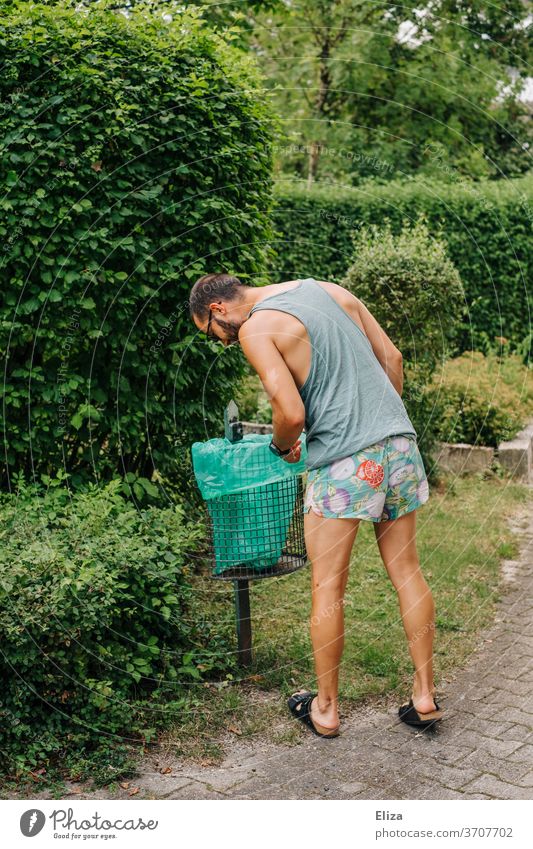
left=248, top=278, right=417, bottom=470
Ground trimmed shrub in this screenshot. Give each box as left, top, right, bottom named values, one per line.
left=269, top=175, right=533, bottom=358
left=342, top=217, right=464, bottom=473
left=343, top=217, right=465, bottom=383
left=424, top=351, right=533, bottom=447
left=0, top=2, right=276, bottom=489
left=0, top=477, right=234, bottom=779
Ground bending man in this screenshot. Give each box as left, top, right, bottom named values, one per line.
left=190, top=273, right=442, bottom=736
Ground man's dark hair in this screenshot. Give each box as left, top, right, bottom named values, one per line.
left=189, top=273, right=246, bottom=321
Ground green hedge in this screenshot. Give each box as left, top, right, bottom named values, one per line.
left=269, top=175, right=533, bottom=357
left=0, top=2, right=276, bottom=488
left=0, top=477, right=233, bottom=780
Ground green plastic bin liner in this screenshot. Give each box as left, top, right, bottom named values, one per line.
left=191, top=433, right=307, bottom=576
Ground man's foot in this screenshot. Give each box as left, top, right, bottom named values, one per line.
left=411, top=682, right=438, bottom=715
left=289, top=690, right=340, bottom=736
left=310, top=695, right=340, bottom=735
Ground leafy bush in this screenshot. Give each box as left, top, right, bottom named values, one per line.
left=424, top=351, right=533, bottom=447
left=342, top=217, right=464, bottom=475
left=0, top=478, right=235, bottom=780
left=0, top=2, right=276, bottom=489
left=269, top=174, right=533, bottom=358
left=343, top=216, right=464, bottom=383
left=234, top=368, right=273, bottom=424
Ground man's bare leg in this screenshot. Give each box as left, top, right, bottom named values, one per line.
left=301, top=509, right=361, bottom=732
left=374, top=509, right=437, bottom=714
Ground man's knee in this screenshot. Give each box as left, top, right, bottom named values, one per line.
left=384, top=554, right=421, bottom=580
left=310, top=594, right=346, bottom=626
left=311, top=567, right=348, bottom=596
left=311, top=573, right=347, bottom=609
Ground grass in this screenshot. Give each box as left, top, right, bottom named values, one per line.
left=157, top=469, right=532, bottom=762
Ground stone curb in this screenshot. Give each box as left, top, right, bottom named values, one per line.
left=498, top=419, right=533, bottom=483
left=436, top=417, right=533, bottom=484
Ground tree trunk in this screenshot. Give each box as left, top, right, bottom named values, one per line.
left=307, top=40, right=331, bottom=188
left=307, top=140, right=321, bottom=188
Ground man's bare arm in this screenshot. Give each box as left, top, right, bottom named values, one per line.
left=355, top=298, right=404, bottom=395
left=316, top=280, right=404, bottom=395
left=238, top=319, right=305, bottom=450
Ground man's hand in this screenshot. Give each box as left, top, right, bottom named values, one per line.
left=282, top=439, right=302, bottom=463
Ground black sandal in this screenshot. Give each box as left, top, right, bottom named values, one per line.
left=398, top=696, right=443, bottom=729
left=287, top=691, right=340, bottom=738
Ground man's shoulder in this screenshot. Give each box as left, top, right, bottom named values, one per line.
left=239, top=309, right=286, bottom=336
left=315, top=279, right=361, bottom=308
left=238, top=310, right=272, bottom=342
left=315, top=279, right=353, bottom=297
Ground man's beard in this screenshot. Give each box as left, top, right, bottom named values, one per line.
left=214, top=317, right=241, bottom=345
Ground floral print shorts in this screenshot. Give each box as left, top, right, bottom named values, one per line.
left=304, top=434, right=430, bottom=522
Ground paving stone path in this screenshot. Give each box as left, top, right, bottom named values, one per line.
left=43, top=493, right=533, bottom=802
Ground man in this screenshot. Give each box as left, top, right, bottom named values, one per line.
left=190, top=273, right=443, bottom=737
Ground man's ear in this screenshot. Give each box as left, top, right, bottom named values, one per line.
left=209, top=300, right=225, bottom=315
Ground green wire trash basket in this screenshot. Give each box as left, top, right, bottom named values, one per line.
left=192, top=432, right=308, bottom=580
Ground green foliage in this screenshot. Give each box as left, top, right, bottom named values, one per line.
left=342, top=217, right=464, bottom=474
left=344, top=217, right=465, bottom=382
left=269, top=174, right=533, bottom=357
left=179, top=0, right=281, bottom=48
left=0, top=477, right=235, bottom=780
left=0, top=1, right=276, bottom=488
left=234, top=367, right=273, bottom=424
left=254, top=1, right=531, bottom=184
left=424, top=351, right=533, bottom=447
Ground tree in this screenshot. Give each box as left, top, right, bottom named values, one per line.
left=251, top=0, right=532, bottom=183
